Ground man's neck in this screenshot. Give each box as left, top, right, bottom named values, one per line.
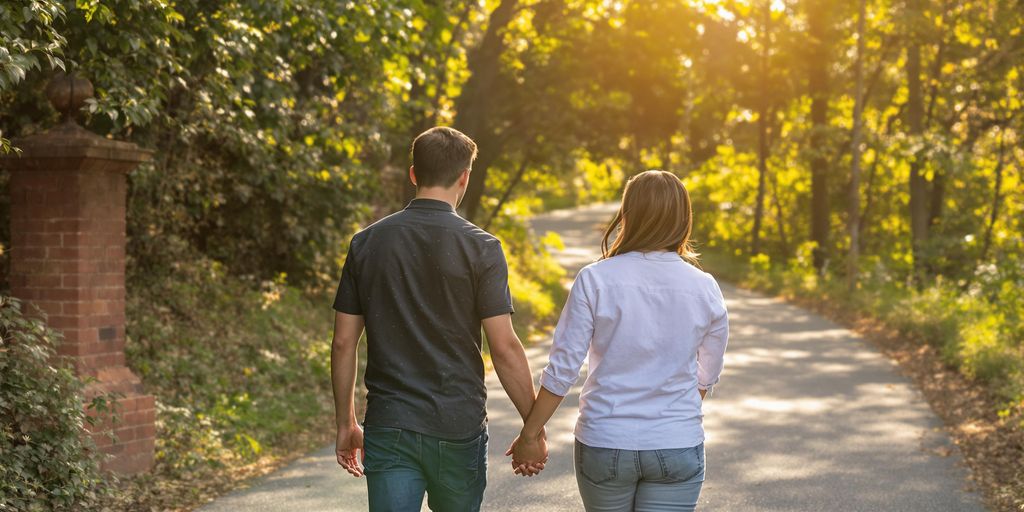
left=414, top=187, right=459, bottom=209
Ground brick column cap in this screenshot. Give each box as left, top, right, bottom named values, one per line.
left=2, top=121, right=152, bottom=173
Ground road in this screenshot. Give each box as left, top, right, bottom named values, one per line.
left=200, top=202, right=984, bottom=511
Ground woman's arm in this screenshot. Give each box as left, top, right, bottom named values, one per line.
left=507, top=270, right=595, bottom=474
left=697, top=279, right=730, bottom=395
left=508, top=387, right=563, bottom=474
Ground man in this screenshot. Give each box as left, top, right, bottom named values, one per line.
left=331, top=126, right=545, bottom=511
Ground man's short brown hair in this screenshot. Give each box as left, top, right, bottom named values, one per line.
left=410, top=127, right=478, bottom=188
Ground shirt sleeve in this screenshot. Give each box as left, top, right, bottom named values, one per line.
left=540, top=270, right=595, bottom=397
left=697, top=277, right=729, bottom=391
left=333, top=241, right=362, bottom=315
left=476, top=240, right=515, bottom=319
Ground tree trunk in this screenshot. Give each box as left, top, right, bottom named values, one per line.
left=751, top=1, right=771, bottom=256
left=847, top=0, right=866, bottom=292
left=807, top=0, right=830, bottom=271
left=454, top=0, right=519, bottom=222
left=907, top=34, right=929, bottom=278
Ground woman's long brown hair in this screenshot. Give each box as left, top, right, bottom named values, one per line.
left=600, top=170, right=699, bottom=265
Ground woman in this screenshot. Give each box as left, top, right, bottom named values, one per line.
left=510, top=170, right=729, bottom=511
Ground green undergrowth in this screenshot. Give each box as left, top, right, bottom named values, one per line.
left=490, top=212, right=567, bottom=335
left=125, top=260, right=335, bottom=478
left=704, top=247, right=1024, bottom=427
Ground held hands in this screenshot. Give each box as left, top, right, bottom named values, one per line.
left=336, top=423, right=365, bottom=477
left=505, top=428, right=548, bottom=477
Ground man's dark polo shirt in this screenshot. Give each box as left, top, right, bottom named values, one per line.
left=333, top=198, right=514, bottom=439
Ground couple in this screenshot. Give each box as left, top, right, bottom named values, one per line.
left=330, top=127, right=729, bottom=511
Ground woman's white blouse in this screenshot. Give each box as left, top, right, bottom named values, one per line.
left=540, top=251, right=729, bottom=450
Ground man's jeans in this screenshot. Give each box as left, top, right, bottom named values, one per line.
left=575, top=440, right=705, bottom=512
left=364, top=425, right=488, bottom=512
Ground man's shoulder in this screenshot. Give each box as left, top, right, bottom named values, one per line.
left=458, top=220, right=501, bottom=245
left=350, top=210, right=411, bottom=240
left=424, top=212, right=501, bottom=247
left=353, top=210, right=500, bottom=248
left=365, top=209, right=410, bottom=230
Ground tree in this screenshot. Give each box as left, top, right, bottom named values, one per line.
left=806, top=0, right=832, bottom=271
left=751, top=1, right=772, bottom=256
left=454, top=0, right=520, bottom=222
left=847, top=0, right=866, bottom=291
left=905, top=0, right=930, bottom=279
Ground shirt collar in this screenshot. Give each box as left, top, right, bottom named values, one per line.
left=406, top=198, right=456, bottom=212
left=622, top=250, right=682, bottom=262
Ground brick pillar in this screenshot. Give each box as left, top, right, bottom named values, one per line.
left=4, top=74, right=155, bottom=474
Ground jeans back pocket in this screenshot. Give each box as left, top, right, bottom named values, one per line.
left=363, top=427, right=404, bottom=472
left=577, top=442, right=619, bottom=485
left=654, top=443, right=704, bottom=483
left=437, top=431, right=486, bottom=493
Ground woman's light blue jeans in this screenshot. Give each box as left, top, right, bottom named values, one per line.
left=575, top=440, right=705, bottom=512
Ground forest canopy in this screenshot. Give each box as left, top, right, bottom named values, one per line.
left=3, top=0, right=1021, bottom=284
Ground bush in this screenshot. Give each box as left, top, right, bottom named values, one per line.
left=125, top=259, right=334, bottom=474
left=0, top=297, right=111, bottom=511
left=487, top=205, right=567, bottom=335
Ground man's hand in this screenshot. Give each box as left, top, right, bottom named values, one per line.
left=506, top=430, right=548, bottom=477
left=336, top=423, right=365, bottom=477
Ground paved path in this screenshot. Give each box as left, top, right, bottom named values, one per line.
left=201, top=202, right=984, bottom=511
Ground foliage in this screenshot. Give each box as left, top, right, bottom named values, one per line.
left=124, top=259, right=333, bottom=474
left=0, top=0, right=65, bottom=151
left=0, top=297, right=111, bottom=511
left=1, top=0, right=452, bottom=288
left=487, top=197, right=567, bottom=333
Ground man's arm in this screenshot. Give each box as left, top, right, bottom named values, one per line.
left=332, top=311, right=365, bottom=477
left=482, top=314, right=536, bottom=421
left=483, top=314, right=546, bottom=476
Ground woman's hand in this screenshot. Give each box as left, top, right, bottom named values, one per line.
left=506, top=429, right=548, bottom=476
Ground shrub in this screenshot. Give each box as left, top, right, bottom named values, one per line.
left=488, top=206, right=567, bottom=335
left=125, top=259, right=334, bottom=473
left=0, top=297, right=111, bottom=511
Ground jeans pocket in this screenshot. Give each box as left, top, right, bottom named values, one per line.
left=655, top=443, right=704, bottom=483
left=578, top=443, right=619, bottom=485
left=437, top=431, right=485, bottom=493
left=363, top=427, right=403, bottom=472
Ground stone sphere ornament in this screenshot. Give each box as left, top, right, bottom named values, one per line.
left=45, top=72, right=94, bottom=122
